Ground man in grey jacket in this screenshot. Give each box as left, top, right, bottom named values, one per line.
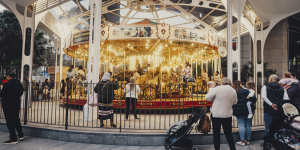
left=206, top=77, right=237, bottom=150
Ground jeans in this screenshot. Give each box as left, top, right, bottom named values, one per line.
left=125, top=97, right=137, bottom=119
left=237, top=116, right=253, bottom=141
left=264, top=113, right=273, bottom=137
left=211, top=116, right=236, bottom=150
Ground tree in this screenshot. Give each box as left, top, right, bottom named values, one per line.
left=0, top=10, right=22, bottom=76
left=33, top=29, right=51, bottom=67
left=0, top=10, right=54, bottom=78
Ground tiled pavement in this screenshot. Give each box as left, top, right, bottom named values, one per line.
left=0, top=131, right=267, bottom=150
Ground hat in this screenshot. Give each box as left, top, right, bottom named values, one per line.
left=8, top=72, right=16, bottom=78
left=101, top=72, right=111, bottom=81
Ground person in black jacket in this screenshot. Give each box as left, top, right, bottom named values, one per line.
left=232, top=81, right=253, bottom=146
left=261, top=74, right=284, bottom=150
left=94, top=72, right=118, bottom=128
left=286, top=82, right=300, bottom=109
left=0, top=73, right=24, bottom=144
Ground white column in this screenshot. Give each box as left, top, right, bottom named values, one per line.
left=20, top=6, right=35, bottom=108
left=87, top=0, right=95, bottom=83
left=93, top=0, right=101, bottom=83
left=253, top=27, right=258, bottom=92
left=85, top=0, right=102, bottom=122
left=261, top=24, right=265, bottom=85
left=227, top=0, right=233, bottom=80
left=236, top=0, right=242, bottom=81
left=21, top=10, right=35, bottom=83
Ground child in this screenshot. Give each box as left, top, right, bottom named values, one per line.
left=245, top=81, right=256, bottom=119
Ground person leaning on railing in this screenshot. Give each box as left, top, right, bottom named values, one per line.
left=125, top=77, right=141, bottom=120
left=94, top=72, right=118, bottom=128
left=206, top=77, right=237, bottom=150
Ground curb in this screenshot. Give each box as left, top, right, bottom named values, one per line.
left=0, top=124, right=264, bottom=146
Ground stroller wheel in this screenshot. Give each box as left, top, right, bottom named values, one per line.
left=164, top=137, right=174, bottom=150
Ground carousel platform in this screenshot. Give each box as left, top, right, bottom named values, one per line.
left=61, top=96, right=211, bottom=112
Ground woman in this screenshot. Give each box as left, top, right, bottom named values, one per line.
left=94, top=72, right=118, bottom=128
left=125, top=77, right=140, bottom=120
left=206, top=77, right=237, bottom=150
left=232, top=81, right=254, bottom=146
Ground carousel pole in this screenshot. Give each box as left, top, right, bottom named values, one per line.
left=200, top=61, right=204, bottom=76
left=190, top=58, right=193, bottom=77
left=196, top=59, right=198, bottom=78
left=54, top=38, right=58, bottom=93
left=124, top=50, right=125, bottom=81
left=59, top=39, right=64, bottom=84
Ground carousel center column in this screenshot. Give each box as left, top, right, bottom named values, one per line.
left=85, top=0, right=102, bottom=122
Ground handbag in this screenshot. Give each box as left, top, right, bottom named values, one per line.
left=88, top=92, right=98, bottom=105
left=197, top=113, right=211, bottom=134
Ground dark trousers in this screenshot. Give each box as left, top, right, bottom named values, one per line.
left=2, top=104, right=23, bottom=140
left=264, top=113, right=282, bottom=149
left=125, top=97, right=137, bottom=119
left=211, top=116, right=236, bottom=150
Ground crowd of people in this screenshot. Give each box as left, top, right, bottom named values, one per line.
left=205, top=72, right=300, bottom=150
left=1, top=70, right=300, bottom=148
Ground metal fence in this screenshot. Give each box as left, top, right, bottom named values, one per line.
left=0, top=81, right=264, bottom=132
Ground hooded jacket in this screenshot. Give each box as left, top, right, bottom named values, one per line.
left=0, top=79, right=24, bottom=108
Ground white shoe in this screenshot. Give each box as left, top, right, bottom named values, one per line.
left=236, top=141, right=246, bottom=146
left=248, top=114, right=253, bottom=119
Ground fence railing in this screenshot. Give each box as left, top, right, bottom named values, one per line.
left=0, top=81, right=264, bottom=132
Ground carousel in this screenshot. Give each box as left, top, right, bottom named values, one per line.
left=62, top=19, right=226, bottom=110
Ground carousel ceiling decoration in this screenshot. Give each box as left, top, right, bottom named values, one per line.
left=64, top=21, right=221, bottom=66
left=33, top=0, right=237, bottom=32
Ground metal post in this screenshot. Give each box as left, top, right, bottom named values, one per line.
left=23, top=83, right=29, bottom=125
left=227, top=0, right=233, bottom=80
left=65, top=84, right=69, bottom=130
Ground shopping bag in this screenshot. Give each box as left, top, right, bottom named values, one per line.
left=83, top=104, right=94, bottom=122
left=88, top=92, right=98, bottom=106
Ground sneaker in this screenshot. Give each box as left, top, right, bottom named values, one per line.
left=3, top=140, right=18, bottom=144
left=246, top=141, right=250, bottom=145
left=19, top=136, right=24, bottom=141
left=236, top=141, right=246, bottom=146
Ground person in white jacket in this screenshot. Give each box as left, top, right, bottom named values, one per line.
left=206, top=77, right=237, bottom=150
left=125, top=77, right=140, bottom=120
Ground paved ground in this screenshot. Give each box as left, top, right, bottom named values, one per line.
left=0, top=131, right=266, bottom=150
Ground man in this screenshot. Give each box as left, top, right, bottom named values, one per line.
left=0, top=73, right=24, bottom=144
left=261, top=74, right=284, bottom=150
left=206, top=77, right=237, bottom=150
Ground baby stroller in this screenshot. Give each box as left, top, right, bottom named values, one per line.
left=270, top=102, right=300, bottom=150
left=164, top=107, right=208, bottom=150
